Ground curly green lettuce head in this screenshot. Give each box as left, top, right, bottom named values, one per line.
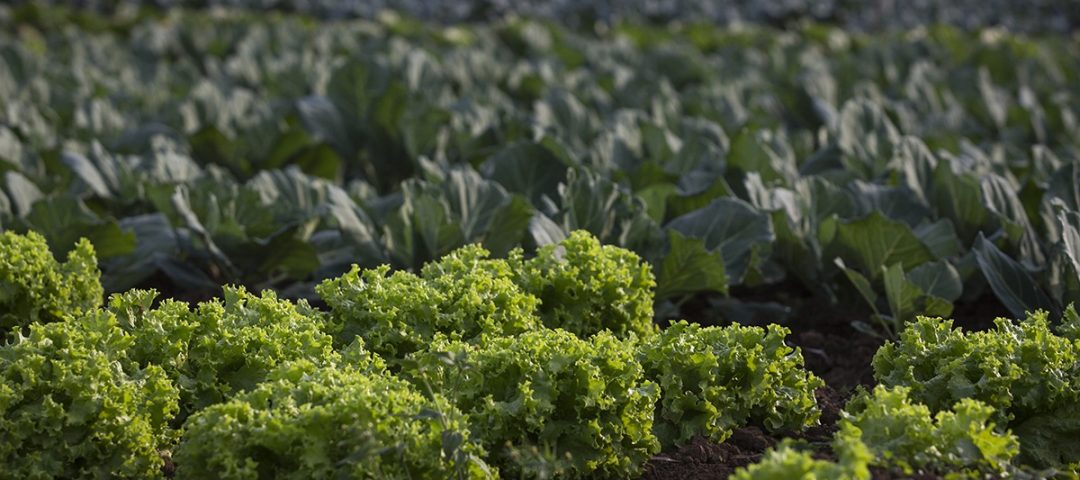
left=873, top=313, right=1080, bottom=421
left=412, top=328, right=660, bottom=479
left=640, top=320, right=822, bottom=448
left=873, top=313, right=1080, bottom=469
left=108, top=286, right=340, bottom=415
left=0, top=231, right=102, bottom=333
left=0, top=310, right=179, bottom=479
left=186, top=286, right=340, bottom=410
left=736, top=384, right=1018, bottom=479
left=840, top=385, right=1018, bottom=474
left=175, top=360, right=492, bottom=480
left=420, top=243, right=541, bottom=338
left=513, top=230, right=657, bottom=339
left=318, top=244, right=541, bottom=360
left=730, top=429, right=872, bottom=480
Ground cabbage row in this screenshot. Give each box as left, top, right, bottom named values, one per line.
left=10, top=0, right=1077, bottom=33
left=2, top=8, right=1080, bottom=337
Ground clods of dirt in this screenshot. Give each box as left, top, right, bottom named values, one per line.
left=160, top=451, right=175, bottom=478
left=802, top=386, right=845, bottom=443
left=793, top=328, right=881, bottom=391
left=640, top=427, right=776, bottom=480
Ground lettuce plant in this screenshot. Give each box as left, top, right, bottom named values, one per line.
left=175, top=360, right=491, bottom=479
left=108, top=289, right=197, bottom=380
left=511, top=231, right=657, bottom=339
left=735, top=385, right=1018, bottom=479
left=0, top=310, right=179, bottom=478
left=731, top=424, right=872, bottom=480
left=0, top=231, right=102, bottom=333
left=108, top=286, right=338, bottom=415
left=411, top=328, right=660, bottom=478
left=873, top=313, right=1080, bottom=468
left=639, top=320, right=823, bottom=448
left=318, top=244, right=541, bottom=360
left=873, top=313, right=1080, bottom=421
left=841, top=385, right=1018, bottom=474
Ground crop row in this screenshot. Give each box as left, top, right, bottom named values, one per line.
left=1, top=8, right=1079, bottom=336
left=3, top=230, right=1079, bottom=478
left=9, top=1, right=1078, bottom=32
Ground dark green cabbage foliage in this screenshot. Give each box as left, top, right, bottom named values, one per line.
left=411, top=328, right=660, bottom=478
left=18, top=0, right=1080, bottom=33
left=3, top=9, right=1080, bottom=329
left=318, top=244, right=542, bottom=359
left=0, top=310, right=179, bottom=478
left=873, top=312, right=1080, bottom=468
left=512, top=231, right=657, bottom=338
left=175, top=359, right=492, bottom=479
left=0, top=231, right=102, bottom=332
left=639, top=320, right=822, bottom=448
left=108, top=286, right=337, bottom=414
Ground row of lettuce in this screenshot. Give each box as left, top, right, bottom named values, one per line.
left=2, top=229, right=1078, bottom=478
left=1, top=10, right=1079, bottom=334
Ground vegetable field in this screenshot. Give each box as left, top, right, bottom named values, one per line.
left=1, top=2, right=1079, bottom=478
